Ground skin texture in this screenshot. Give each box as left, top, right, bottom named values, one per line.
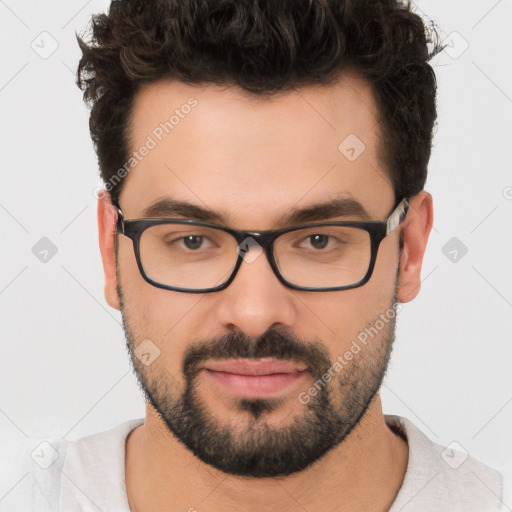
left=97, top=70, right=433, bottom=511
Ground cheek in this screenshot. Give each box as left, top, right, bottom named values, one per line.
left=118, top=235, right=204, bottom=329
left=296, top=250, right=399, bottom=355
left=298, top=289, right=381, bottom=338
left=117, top=240, right=204, bottom=370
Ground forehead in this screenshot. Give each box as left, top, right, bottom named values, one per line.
left=121, top=71, right=393, bottom=225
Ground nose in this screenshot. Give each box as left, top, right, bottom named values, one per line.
left=214, top=244, right=298, bottom=337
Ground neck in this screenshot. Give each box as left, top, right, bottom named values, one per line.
left=125, top=395, right=408, bottom=512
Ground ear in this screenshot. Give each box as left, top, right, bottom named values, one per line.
left=97, top=191, right=121, bottom=310
left=397, top=191, right=434, bottom=303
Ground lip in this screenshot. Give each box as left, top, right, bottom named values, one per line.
left=204, top=358, right=308, bottom=375
left=202, top=358, right=309, bottom=398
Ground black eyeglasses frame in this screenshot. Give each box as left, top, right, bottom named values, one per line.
left=114, top=198, right=409, bottom=293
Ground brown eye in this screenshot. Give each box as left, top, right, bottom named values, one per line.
left=307, top=234, right=330, bottom=250
left=182, top=235, right=205, bottom=250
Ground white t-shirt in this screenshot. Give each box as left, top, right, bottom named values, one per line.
left=3, top=415, right=505, bottom=511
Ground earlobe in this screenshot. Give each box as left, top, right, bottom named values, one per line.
left=397, top=191, right=433, bottom=303
left=97, top=191, right=121, bottom=310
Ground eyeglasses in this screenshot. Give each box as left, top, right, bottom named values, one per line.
left=114, top=198, right=409, bottom=293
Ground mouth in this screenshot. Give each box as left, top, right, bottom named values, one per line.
left=202, top=358, right=309, bottom=398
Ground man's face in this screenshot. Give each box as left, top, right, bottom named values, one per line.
left=109, top=72, right=406, bottom=477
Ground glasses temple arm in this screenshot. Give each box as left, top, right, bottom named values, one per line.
left=386, top=198, right=410, bottom=235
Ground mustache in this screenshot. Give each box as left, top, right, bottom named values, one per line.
left=182, top=328, right=332, bottom=379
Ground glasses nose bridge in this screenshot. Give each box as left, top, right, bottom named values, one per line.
left=232, top=229, right=280, bottom=278
left=241, top=230, right=278, bottom=250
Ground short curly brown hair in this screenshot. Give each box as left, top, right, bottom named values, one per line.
left=76, top=0, right=445, bottom=206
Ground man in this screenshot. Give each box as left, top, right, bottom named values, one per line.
left=23, top=0, right=504, bottom=510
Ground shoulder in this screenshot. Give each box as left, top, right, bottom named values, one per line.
left=386, top=414, right=505, bottom=512
left=59, top=418, right=143, bottom=511
left=0, top=418, right=143, bottom=512
left=62, top=417, right=144, bottom=471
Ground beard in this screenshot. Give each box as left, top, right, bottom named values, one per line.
left=118, top=281, right=397, bottom=478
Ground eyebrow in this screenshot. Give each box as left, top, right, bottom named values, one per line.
left=140, top=195, right=372, bottom=227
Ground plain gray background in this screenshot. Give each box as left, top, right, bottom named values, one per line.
left=1, top=0, right=511, bottom=507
